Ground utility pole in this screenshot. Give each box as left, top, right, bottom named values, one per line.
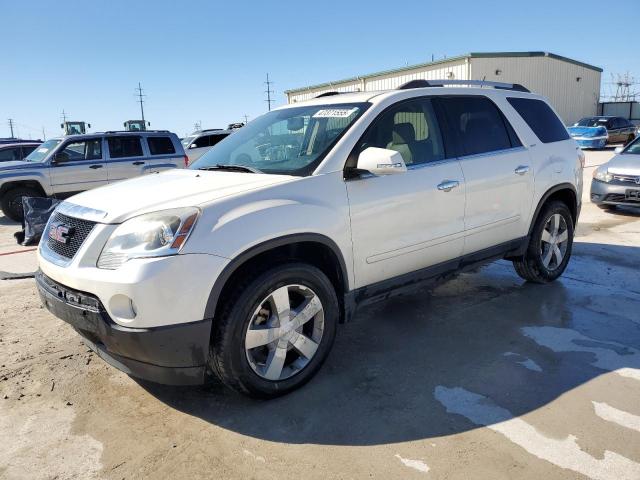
left=61, top=110, right=68, bottom=123
left=135, top=82, right=146, bottom=122
left=194, top=121, right=201, bottom=132
left=243, top=114, right=249, bottom=125
left=42, top=127, right=46, bottom=141
left=7, top=118, right=15, bottom=138
left=265, top=73, right=274, bottom=111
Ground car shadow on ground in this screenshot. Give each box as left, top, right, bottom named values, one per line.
left=139, top=242, right=640, bottom=446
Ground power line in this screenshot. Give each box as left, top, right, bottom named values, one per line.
left=7, top=118, right=15, bottom=138
left=135, top=82, right=146, bottom=122
left=265, top=73, right=274, bottom=111
left=61, top=110, right=68, bottom=123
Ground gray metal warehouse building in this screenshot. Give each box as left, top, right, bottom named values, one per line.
left=285, top=52, right=602, bottom=125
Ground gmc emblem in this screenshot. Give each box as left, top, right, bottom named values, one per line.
left=48, top=222, right=75, bottom=244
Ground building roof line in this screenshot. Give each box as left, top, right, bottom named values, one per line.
left=284, top=51, right=603, bottom=94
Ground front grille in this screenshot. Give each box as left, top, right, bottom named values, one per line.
left=612, top=174, right=640, bottom=185
left=46, top=212, right=96, bottom=259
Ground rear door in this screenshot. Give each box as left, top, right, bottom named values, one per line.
left=105, top=136, right=146, bottom=182
left=49, top=138, right=108, bottom=195
left=346, top=96, right=466, bottom=287
left=144, top=135, right=184, bottom=172
left=436, top=95, right=534, bottom=254
left=0, top=146, right=21, bottom=162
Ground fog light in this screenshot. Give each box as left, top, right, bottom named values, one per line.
left=109, top=294, right=137, bottom=320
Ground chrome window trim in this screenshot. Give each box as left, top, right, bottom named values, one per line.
left=456, top=145, right=528, bottom=161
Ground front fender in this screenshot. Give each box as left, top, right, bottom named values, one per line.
left=0, top=169, right=51, bottom=195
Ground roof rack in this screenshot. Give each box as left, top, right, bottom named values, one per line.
left=315, top=91, right=342, bottom=98
left=397, top=79, right=530, bottom=93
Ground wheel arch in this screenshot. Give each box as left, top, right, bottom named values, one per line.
left=204, top=233, right=351, bottom=324
left=0, top=179, right=47, bottom=198
left=528, top=183, right=578, bottom=235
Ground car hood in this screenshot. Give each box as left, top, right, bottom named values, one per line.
left=62, top=169, right=296, bottom=223
left=0, top=160, right=41, bottom=171
left=605, top=154, right=640, bottom=175
left=567, top=126, right=607, bottom=137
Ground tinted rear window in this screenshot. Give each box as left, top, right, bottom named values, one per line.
left=147, top=136, right=176, bottom=155
left=437, top=96, right=517, bottom=156
left=507, top=98, right=569, bottom=144
left=108, top=136, right=143, bottom=158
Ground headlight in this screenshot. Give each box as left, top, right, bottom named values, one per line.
left=97, top=207, right=199, bottom=269
left=592, top=166, right=612, bottom=183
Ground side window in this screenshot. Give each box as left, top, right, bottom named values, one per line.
left=60, top=139, right=102, bottom=161
left=192, top=135, right=211, bottom=148
left=21, top=145, right=38, bottom=158
left=0, top=147, right=21, bottom=161
left=209, top=134, right=228, bottom=147
left=356, top=98, right=445, bottom=166
left=108, top=136, right=143, bottom=158
left=147, top=136, right=176, bottom=155
left=507, top=97, right=570, bottom=144
left=438, top=96, right=514, bottom=156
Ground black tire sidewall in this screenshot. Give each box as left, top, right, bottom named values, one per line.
left=213, top=263, right=339, bottom=397
left=1, top=187, right=39, bottom=221
left=527, top=202, right=574, bottom=282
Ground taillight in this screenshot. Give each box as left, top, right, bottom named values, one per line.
left=183, top=155, right=189, bottom=167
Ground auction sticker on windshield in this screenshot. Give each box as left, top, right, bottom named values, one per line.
left=313, top=108, right=358, bottom=118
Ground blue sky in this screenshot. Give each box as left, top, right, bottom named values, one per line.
left=2, top=0, right=638, bottom=139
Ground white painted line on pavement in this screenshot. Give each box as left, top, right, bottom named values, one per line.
left=434, top=386, right=640, bottom=480
left=593, top=402, right=640, bottom=433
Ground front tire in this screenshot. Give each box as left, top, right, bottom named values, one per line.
left=513, top=201, right=574, bottom=283
left=209, top=263, right=339, bottom=398
left=0, top=187, right=41, bottom=222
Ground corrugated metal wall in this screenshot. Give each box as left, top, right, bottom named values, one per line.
left=470, top=56, right=601, bottom=125
left=286, top=59, right=469, bottom=103
left=286, top=55, right=601, bottom=126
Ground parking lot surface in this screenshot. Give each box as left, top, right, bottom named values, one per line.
left=1, top=149, right=639, bottom=479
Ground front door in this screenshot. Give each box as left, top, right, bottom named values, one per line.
left=346, top=97, right=466, bottom=288
left=49, top=138, right=108, bottom=195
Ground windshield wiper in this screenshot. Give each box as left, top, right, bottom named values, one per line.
left=198, top=164, right=262, bottom=174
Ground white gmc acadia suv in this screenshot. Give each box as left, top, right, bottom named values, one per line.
left=37, top=80, right=584, bottom=398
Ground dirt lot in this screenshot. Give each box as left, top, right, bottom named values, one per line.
left=1, top=149, right=639, bottom=480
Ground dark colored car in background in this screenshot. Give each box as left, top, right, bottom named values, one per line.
left=0, top=142, right=42, bottom=162
left=568, top=116, right=636, bottom=149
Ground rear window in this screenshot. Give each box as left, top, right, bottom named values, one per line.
left=147, top=136, right=176, bottom=155
left=437, top=96, right=518, bottom=156
left=107, top=136, right=143, bottom=158
left=507, top=98, right=569, bottom=144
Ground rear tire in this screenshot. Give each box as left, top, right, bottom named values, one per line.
left=512, top=201, right=574, bottom=283
left=209, top=262, right=339, bottom=398
left=0, top=187, right=40, bottom=222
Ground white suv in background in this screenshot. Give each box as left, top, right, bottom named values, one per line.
left=37, top=80, right=583, bottom=398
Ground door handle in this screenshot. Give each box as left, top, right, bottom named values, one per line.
left=514, top=165, right=530, bottom=175
left=89, top=164, right=103, bottom=169
left=132, top=161, right=145, bottom=165
left=437, top=180, right=460, bottom=192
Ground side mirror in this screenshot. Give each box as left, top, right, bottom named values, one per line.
left=614, top=146, right=624, bottom=154
left=356, top=147, right=407, bottom=176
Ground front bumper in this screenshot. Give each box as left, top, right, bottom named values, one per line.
left=36, top=271, right=212, bottom=385
left=573, top=137, right=608, bottom=149
left=590, top=179, right=640, bottom=207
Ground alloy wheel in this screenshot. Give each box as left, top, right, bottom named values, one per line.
left=244, top=284, right=324, bottom=381
left=540, top=213, right=569, bottom=270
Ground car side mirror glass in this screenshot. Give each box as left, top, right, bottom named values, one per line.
left=356, top=147, right=407, bottom=176
left=614, top=146, right=624, bottom=154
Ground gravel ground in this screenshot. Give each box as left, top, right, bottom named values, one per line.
left=1, top=148, right=639, bottom=480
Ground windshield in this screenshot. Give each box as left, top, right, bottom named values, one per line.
left=576, top=117, right=609, bottom=127
left=24, top=139, right=62, bottom=162
left=181, top=135, right=196, bottom=147
left=622, top=137, right=640, bottom=155
left=190, top=103, right=368, bottom=175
